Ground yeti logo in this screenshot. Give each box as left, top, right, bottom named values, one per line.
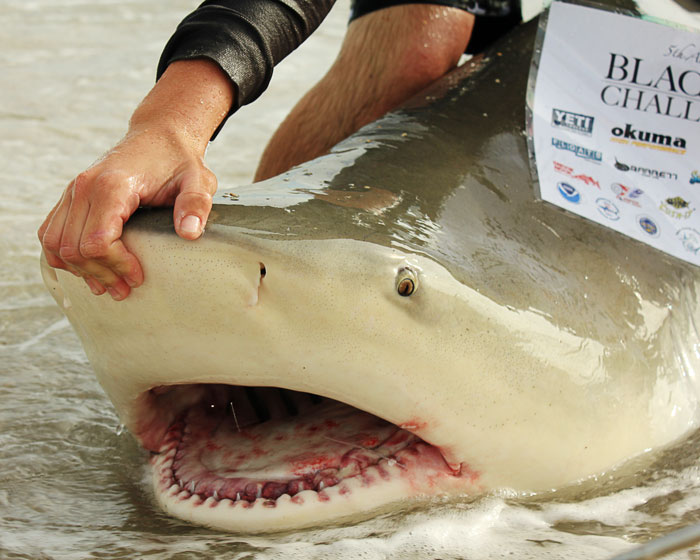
left=552, top=109, right=594, bottom=135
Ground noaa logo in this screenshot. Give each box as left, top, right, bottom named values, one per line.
left=551, top=108, right=594, bottom=135
left=659, top=196, right=695, bottom=219
left=596, top=198, right=620, bottom=220
left=558, top=181, right=581, bottom=203
left=638, top=215, right=660, bottom=237
left=691, top=170, right=700, bottom=185
left=677, top=228, right=700, bottom=255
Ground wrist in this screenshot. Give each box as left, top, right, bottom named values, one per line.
left=130, top=59, right=235, bottom=153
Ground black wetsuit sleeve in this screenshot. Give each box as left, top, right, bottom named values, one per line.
left=351, top=0, right=516, bottom=19
left=157, top=0, right=335, bottom=114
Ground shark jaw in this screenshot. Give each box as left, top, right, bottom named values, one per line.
left=138, top=385, right=476, bottom=532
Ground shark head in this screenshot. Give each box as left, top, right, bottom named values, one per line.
left=41, top=16, right=700, bottom=532
left=43, top=226, right=490, bottom=530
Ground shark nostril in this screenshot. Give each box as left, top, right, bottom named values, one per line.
left=259, top=263, right=266, bottom=278
left=396, top=267, right=417, bottom=297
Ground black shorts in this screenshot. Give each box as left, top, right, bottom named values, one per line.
left=350, top=0, right=523, bottom=53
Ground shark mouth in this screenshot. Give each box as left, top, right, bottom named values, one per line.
left=136, top=384, right=477, bottom=531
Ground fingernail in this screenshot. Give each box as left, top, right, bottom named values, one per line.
left=125, top=276, right=138, bottom=288
left=107, top=286, right=124, bottom=301
left=85, top=278, right=105, bottom=295
left=180, top=215, right=201, bottom=235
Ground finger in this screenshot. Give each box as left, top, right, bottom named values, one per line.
left=49, top=175, right=128, bottom=297
left=43, top=249, right=69, bottom=272
left=173, top=167, right=217, bottom=240
left=38, top=195, right=63, bottom=244
left=40, top=188, right=76, bottom=274
left=57, top=181, right=91, bottom=271
left=79, top=186, right=144, bottom=291
left=84, top=276, right=107, bottom=296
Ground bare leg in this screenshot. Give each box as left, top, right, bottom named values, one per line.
left=254, top=5, right=474, bottom=181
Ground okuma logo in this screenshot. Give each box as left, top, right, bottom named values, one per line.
left=551, top=108, right=594, bottom=135
left=552, top=138, right=602, bottom=163
left=557, top=181, right=580, bottom=203
left=613, top=157, right=678, bottom=181
left=660, top=196, right=695, bottom=219
left=611, top=123, right=687, bottom=154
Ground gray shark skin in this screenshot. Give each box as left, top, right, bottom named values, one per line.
left=41, top=4, right=700, bottom=532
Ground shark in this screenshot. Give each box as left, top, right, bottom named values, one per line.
left=41, top=5, right=700, bottom=532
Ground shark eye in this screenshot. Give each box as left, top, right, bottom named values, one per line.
left=396, top=267, right=417, bottom=297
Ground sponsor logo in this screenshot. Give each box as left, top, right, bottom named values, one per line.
left=552, top=138, right=602, bottom=163
left=638, top=215, right=660, bottom=237
left=575, top=174, right=600, bottom=189
left=660, top=196, right=695, bottom=219
left=691, top=170, right=700, bottom=184
left=613, top=159, right=630, bottom=171
left=611, top=182, right=643, bottom=207
left=614, top=157, right=678, bottom=181
left=553, top=161, right=600, bottom=188
left=551, top=108, right=594, bottom=135
left=677, top=227, right=700, bottom=255
left=558, top=181, right=581, bottom=203
left=596, top=197, right=620, bottom=220
left=610, top=123, right=687, bottom=154
left=553, top=161, right=574, bottom=175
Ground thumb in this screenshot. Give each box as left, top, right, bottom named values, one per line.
left=173, top=167, right=217, bottom=240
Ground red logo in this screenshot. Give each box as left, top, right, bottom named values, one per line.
left=553, top=161, right=573, bottom=175
left=572, top=174, right=600, bottom=189
left=553, top=161, right=600, bottom=188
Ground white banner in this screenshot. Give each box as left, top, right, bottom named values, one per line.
left=531, top=1, right=700, bottom=266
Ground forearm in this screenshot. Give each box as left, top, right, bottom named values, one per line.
left=130, top=59, right=235, bottom=154
left=255, top=4, right=473, bottom=180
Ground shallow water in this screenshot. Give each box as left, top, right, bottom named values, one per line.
left=2, top=1, right=700, bottom=558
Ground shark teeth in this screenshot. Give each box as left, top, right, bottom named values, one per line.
left=150, top=420, right=433, bottom=508
left=145, top=385, right=476, bottom=532
left=156, top=453, right=412, bottom=508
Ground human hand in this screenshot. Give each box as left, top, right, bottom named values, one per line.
left=38, top=59, right=234, bottom=300
left=38, top=125, right=217, bottom=300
